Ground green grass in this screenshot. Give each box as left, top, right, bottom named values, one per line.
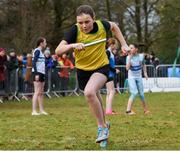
left=0, top=92, right=180, bottom=150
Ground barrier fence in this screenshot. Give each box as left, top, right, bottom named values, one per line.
left=0, top=64, right=180, bottom=102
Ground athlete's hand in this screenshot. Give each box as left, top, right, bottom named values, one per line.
left=72, top=43, right=85, bottom=51
left=121, top=45, right=130, bottom=52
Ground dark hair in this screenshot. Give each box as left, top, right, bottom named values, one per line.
left=131, top=43, right=139, bottom=49
left=36, top=37, right=45, bottom=47
left=76, top=5, right=95, bottom=18
left=9, top=48, right=15, bottom=53
left=22, top=52, right=27, bottom=56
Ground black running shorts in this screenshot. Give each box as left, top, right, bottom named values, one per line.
left=33, top=72, right=45, bottom=82
left=77, top=64, right=109, bottom=91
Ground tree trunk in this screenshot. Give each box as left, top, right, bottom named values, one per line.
left=135, top=0, right=142, bottom=42
left=105, top=0, right=111, bottom=20
left=143, top=0, right=148, bottom=51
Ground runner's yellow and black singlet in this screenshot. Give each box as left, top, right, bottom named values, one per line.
left=63, top=20, right=110, bottom=71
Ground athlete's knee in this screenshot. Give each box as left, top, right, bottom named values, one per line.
left=84, top=89, right=96, bottom=100
left=33, top=91, right=39, bottom=95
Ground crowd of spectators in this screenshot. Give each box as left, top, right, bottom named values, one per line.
left=144, top=51, right=160, bottom=67
left=0, top=46, right=160, bottom=101
left=0, top=47, right=74, bottom=101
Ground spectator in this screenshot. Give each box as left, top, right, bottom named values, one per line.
left=117, top=49, right=128, bottom=93
left=44, top=48, right=54, bottom=69
left=58, top=53, right=74, bottom=96
left=0, top=48, right=7, bottom=101
left=17, top=52, right=27, bottom=92
left=51, top=54, right=59, bottom=91
left=153, top=57, right=160, bottom=67
left=144, top=53, right=152, bottom=65
left=44, top=48, right=54, bottom=91
left=105, top=38, right=119, bottom=115
left=6, top=49, right=19, bottom=97
left=0, top=48, right=7, bottom=86
left=111, top=48, right=121, bottom=93
left=150, top=51, right=155, bottom=63
left=21, top=52, right=28, bottom=78
left=125, top=44, right=150, bottom=115
left=32, top=37, right=48, bottom=116
left=6, top=49, right=19, bottom=71
left=24, top=53, right=33, bottom=94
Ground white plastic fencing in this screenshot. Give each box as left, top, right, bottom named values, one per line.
left=117, top=64, right=180, bottom=93
left=143, top=77, right=180, bottom=92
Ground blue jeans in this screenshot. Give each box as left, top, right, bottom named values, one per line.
left=128, top=78, right=145, bottom=101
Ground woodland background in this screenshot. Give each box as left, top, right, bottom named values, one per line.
left=0, top=0, right=179, bottom=63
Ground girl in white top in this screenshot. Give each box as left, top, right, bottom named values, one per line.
left=125, top=43, right=150, bottom=115
left=32, top=37, right=48, bottom=116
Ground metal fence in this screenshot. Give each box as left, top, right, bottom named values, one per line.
left=16, top=66, right=78, bottom=100
left=0, top=64, right=180, bottom=102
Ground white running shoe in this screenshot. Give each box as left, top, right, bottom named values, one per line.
left=40, top=111, right=48, bottom=115
left=31, top=111, right=40, bottom=116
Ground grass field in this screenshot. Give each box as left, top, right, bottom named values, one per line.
left=0, top=92, right=180, bottom=150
